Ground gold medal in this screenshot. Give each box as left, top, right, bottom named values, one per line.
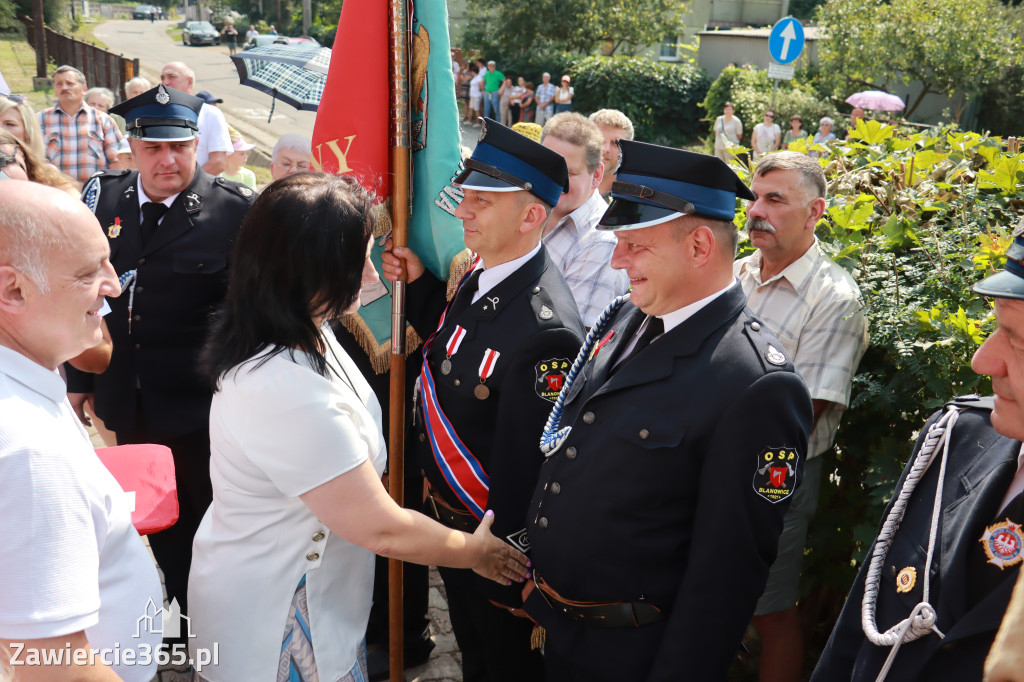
left=895, top=566, right=916, bottom=593
left=474, top=383, right=490, bottom=400
left=441, top=358, right=452, bottom=375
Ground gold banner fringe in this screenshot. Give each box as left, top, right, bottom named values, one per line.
left=342, top=249, right=474, bottom=375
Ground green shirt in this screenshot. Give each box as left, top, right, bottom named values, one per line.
left=483, top=69, right=504, bottom=93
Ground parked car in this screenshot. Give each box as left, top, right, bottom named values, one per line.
left=242, top=35, right=321, bottom=50
left=132, top=4, right=157, bottom=19
left=183, top=21, right=221, bottom=46
left=242, top=34, right=281, bottom=50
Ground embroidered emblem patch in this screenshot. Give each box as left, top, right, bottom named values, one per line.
left=107, top=216, right=122, bottom=239
left=535, top=358, right=570, bottom=403
left=896, top=566, right=917, bottom=593
left=752, top=447, right=799, bottom=503
left=506, top=528, right=530, bottom=553
left=980, top=518, right=1024, bottom=570
left=237, top=186, right=253, bottom=198
left=589, top=330, right=615, bottom=361
left=538, top=304, right=554, bottom=320
left=184, top=191, right=202, bottom=211
left=83, top=176, right=101, bottom=213
left=765, top=344, right=787, bottom=366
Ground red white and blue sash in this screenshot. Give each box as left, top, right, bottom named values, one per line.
left=420, top=258, right=491, bottom=520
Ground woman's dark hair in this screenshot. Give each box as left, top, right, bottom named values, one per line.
left=202, top=172, right=374, bottom=386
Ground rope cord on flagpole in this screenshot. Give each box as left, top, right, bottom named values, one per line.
left=539, top=294, right=629, bottom=457
left=860, top=405, right=961, bottom=682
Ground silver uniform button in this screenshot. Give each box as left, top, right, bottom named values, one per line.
left=306, top=552, right=320, bottom=561
left=639, top=429, right=650, bottom=440
left=751, top=321, right=761, bottom=331
left=532, top=286, right=541, bottom=294
left=582, top=411, right=596, bottom=424
left=538, top=517, right=549, bottom=529
left=565, top=447, right=577, bottom=460
left=312, top=530, right=326, bottom=542
left=551, top=482, right=561, bottom=494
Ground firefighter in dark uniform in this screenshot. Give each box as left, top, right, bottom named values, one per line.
left=521, top=141, right=814, bottom=682
left=382, top=118, right=585, bottom=682
left=65, top=84, right=255, bottom=629
left=812, top=220, right=1024, bottom=682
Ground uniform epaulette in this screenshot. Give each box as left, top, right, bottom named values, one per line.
left=742, top=315, right=792, bottom=373
left=94, top=168, right=131, bottom=178
left=529, top=285, right=565, bottom=330
left=947, top=394, right=995, bottom=411
left=214, top=175, right=256, bottom=199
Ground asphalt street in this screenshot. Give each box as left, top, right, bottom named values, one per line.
left=94, top=18, right=480, bottom=161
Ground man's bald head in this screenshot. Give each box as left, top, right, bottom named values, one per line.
left=161, top=62, right=196, bottom=94
left=0, top=181, right=79, bottom=291
left=0, top=181, right=119, bottom=369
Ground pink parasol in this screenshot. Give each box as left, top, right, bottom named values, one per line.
left=845, top=90, right=906, bottom=111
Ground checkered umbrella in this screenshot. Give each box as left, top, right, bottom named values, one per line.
left=230, top=44, right=331, bottom=121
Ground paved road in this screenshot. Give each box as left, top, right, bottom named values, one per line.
left=93, top=19, right=480, bottom=160
left=95, top=19, right=317, bottom=153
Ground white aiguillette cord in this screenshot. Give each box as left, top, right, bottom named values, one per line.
left=861, top=405, right=963, bottom=682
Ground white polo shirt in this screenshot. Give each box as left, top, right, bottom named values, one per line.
left=196, top=103, right=232, bottom=167
left=0, top=346, right=162, bottom=681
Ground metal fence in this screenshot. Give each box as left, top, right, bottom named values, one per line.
left=21, top=17, right=141, bottom=102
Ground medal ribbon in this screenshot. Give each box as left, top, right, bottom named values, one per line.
left=478, top=349, right=500, bottom=382
left=419, top=258, right=491, bottom=520
left=446, top=326, right=467, bottom=358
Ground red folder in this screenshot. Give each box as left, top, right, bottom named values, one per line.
left=95, top=444, right=179, bottom=535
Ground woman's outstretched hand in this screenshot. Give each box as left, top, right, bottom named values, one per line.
left=471, top=510, right=531, bottom=586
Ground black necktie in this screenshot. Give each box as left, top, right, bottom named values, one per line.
left=448, top=268, right=482, bottom=319
left=615, top=315, right=664, bottom=370
left=140, top=202, right=168, bottom=246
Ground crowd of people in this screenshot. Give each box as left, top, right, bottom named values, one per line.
left=2, top=46, right=1024, bottom=682
left=457, top=58, right=573, bottom=128
left=713, top=101, right=856, bottom=163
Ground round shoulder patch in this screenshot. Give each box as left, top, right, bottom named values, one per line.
left=765, top=344, right=787, bottom=366
left=753, top=447, right=800, bottom=503
left=236, top=185, right=254, bottom=198
left=535, top=358, right=571, bottom=403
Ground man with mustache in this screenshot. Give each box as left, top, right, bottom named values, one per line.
left=735, top=151, right=869, bottom=682
left=38, top=65, right=122, bottom=183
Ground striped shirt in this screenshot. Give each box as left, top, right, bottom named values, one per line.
left=39, top=102, right=122, bottom=182
left=543, top=190, right=628, bottom=328
left=735, top=239, right=869, bottom=458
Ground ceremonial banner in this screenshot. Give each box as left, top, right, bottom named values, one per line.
left=313, top=0, right=468, bottom=371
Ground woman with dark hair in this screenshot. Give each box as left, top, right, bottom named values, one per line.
left=188, top=173, right=529, bottom=682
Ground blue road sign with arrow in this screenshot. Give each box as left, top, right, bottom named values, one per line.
left=769, top=17, right=805, bottom=65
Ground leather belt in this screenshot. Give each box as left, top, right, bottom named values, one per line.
left=534, top=573, right=668, bottom=628
left=424, top=480, right=477, bottom=533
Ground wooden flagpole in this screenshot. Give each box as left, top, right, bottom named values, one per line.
left=388, top=0, right=411, bottom=680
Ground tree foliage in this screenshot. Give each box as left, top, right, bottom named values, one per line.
left=460, top=0, right=688, bottom=58
left=815, top=0, right=1024, bottom=120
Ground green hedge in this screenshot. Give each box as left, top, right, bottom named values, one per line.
left=489, top=54, right=709, bottom=146
left=569, top=55, right=709, bottom=147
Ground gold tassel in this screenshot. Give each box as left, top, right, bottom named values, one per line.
left=530, top=625, right=546, bottom=650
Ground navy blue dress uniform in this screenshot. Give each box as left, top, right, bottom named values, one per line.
left=812, top=229, right=1024, bottom=682
left=403, top=119, right=585, bottom=682
left=522, top=142, right=814, bottom=682
left=65, top=85, right=255, bottom=620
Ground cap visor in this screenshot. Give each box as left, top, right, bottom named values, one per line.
left=973, top=270, right=1024, bottom=300
left=598, top=199, right=682, bottom=231
left=454, top=168, right=524, bottom=193
left=130, top=125, right=198, bottom=142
